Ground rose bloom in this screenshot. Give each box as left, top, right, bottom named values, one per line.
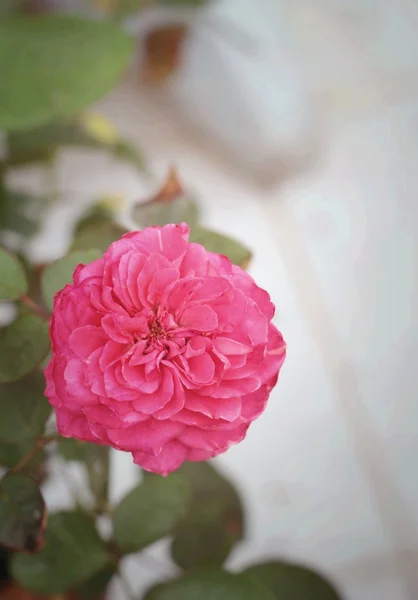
left=45, top=224, right=286, bottom=475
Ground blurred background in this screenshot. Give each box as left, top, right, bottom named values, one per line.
left=2, top=0, right=418, bottom=599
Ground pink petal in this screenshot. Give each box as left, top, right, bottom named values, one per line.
left=101, top=314, right=132, bottom=344
left=179, top=423, right=248, bottom=451
left=153, top=375, right=185, bottom=419
left=99, top=340, right=126, bottom=370
left=148, top=268, right=179, bottom=306
left=64, top=359, right=97, bottom=405
left=73, top=258, right=104, bottom=285
left=107, top=419, right=184, bottom=454
left=181, top=304, right=218, bottom=332
left=186, top=393, right=241, bottom=421
left=214, top=337, right=251, bottom=356
left=122, top=363, right=161, bottom=394
left=240, top=386, right=270, bottom=422
left=56, top=407, right=103, bottom=443
left=185, top=353, right=216, bottom=385
left=132, top=367, right=174, bottom=413
left=69, top=326, right=106, bottom=359
left=180, top=243, right=210, bottom=277
left=132, top=439, right=189, bottom=476
left=261, top=323, right=286, bottom=381
left=83, top=404, right=126, bottom=429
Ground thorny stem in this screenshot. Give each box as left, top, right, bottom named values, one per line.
left=20, top=294, right=50, bottom=321
left=12, top=433, right=59, bottom=473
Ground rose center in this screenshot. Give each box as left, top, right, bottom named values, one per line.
left=149, top=318, right=165, bottom=340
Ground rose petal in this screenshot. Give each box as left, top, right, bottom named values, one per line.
left=132, top=439, right=189, bottom=476
left=107, top=419, right=184, bottom=454
left=181, top=304, right=218, bottom=332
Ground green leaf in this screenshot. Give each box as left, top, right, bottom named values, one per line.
left=143, top=569, right=276, bottom=600
left=0, top=441, right=46, bottom=484
left=0, top=372, right=51, bottom=444
left=0, top=473, right=46, bottom=553
left=0, top=188, right=40, bottom=237
left=113, top=474, right=190, bottom=553
left=71, top=221, right=128, bottom=253
left=58, top=438, right=90, bottom=462
left=72, top=562, right=116, bottom=599
left=157, top=0, right=209, bottom=6
left=169, top=462, right=244, bottom=569
left=189, top=227, right=251, bottom=269
left=0, top=315, right=50, bottom=383
left=0, top=15, right=134, bottom=131
left=133, top=195, right=199, bottom=228
left=243, top=562, right=342, bottom=600
left=0, top=248, right=27, bottom=300
left=11, top=511, right=109, bottom=594
left=6, top=118, right=144, bottom=171
left=133, top=168, right=199, bottom=227
left=58, top=439, right=110, bottom=513
left=41, top=249, right=102, bottom=311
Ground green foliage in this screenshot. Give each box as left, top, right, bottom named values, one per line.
left=11, top=511, right=109, bottom=594
left=169, top=462, right=244, bottom=569
left=0, top=315, right=50, bottom=383
left=143, top=569, right=276, bottom=600
left=0, top=189, right=40, bottom=237
left=0, top=248, right=27, bottom=300
left=58, top=438, right=110, bottom=514
left=0, top=15, right=134, bottom=131
left=6, top=117, right=144, bottom=171
left=113, top=474, right=190, bottom=553
left=72, top=562, right=116, bottom=599
left=0, top=473, right=46, bottom=553
left=41, top=249, right=102, bottom=311
left=189, top=226, right=252, bottom=269
left=71, top=220, right=128, bottom=252
left=157, top=0, right=210, bottom=6
left=0, top=441, right=45, bottom=483
left=0, top=372, right=51, bottom=445
left=133, top=195, right=199, bottom=228
left=243, top=562, right=342, bottom=600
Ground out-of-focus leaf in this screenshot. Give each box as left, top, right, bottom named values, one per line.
left=0, top=247, right=27, bottom=300
left=0, top=473, right=46, bottom=553
left=72, top=562, right=116, bottom=599
left=0, top=15, right=134, bottom=131
left=0, top=189, right=40, bottom=237
left=157, top=0, right=209, bottom=7
left=41, top=249, right=101, bottom=311
left=7, top=115, right=144, bottom=171
left=58, top=438, right=89, bottom=462
left=189, top=226, right=252, bottom=269
left=143, top=569, right=276, bottom=600
left=142, top=24, right=187, bottom=85
left=71, top=221, right=128, bottom=253
left=58, top=439, right=110, bottom=513
left=113, top=474, right=190, bottom=553
left=6, top=123, right=92, bottom=167
left=243, top=562, right=343, bottom=599
left=0, top=315, right=50, bottom=383
left=0, top=372, right=51, bottom=444
left=134, top=195, right=198, bottom=227
left=133, top=167, right=199, bottom=227
left=11, top=511, right=109, bottom=594
left=169, top=462, right=244, bottom=569
left=0, top=0, right=25, bottom=17
left=0, top=441, right=45, bottom=482
left=0, top=544, right=10, bottom=589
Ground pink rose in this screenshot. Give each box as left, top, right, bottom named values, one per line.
left=45, top=224, right=286, bottom=475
